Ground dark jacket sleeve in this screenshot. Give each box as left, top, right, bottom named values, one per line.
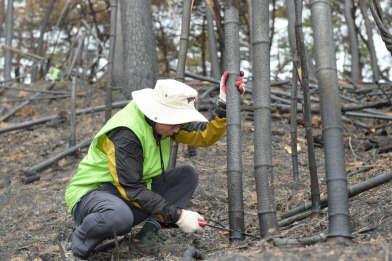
left=105, top=127, right=180, bottom=224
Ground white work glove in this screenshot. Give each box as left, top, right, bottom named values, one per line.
left=219, top=71, right=246, bottom=103
left=175, top=209, right=205, bottom=233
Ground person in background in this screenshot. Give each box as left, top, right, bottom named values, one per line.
left=64, top=71, right=245, bottom=260
left=48, top=63, right=64, bottom=82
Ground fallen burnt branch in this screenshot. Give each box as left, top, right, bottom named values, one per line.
left=3, top=93, right=84, bottom=103
left=281, top=169, right=392, bottom=219
left=1, top=83, right=56, bottom=122
left=344, top=111, right=392, bottom=120
left=170, top=68, right=291, bottom=87
left=0, top=100, right=130, bottom=134
left=278, top=211, right=313, bottom=228
left=341, top=99, right=391, bottom=112
left=1, top=44, right=45, bottom=61
left=24, top=138, right=93, bottom=184
left=272, top=234, right=327, bottom=247
left=0, top=85, right=68, bottom=94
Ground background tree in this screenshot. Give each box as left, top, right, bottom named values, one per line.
left=118, top=0, right=159, bottom=99
left=0, top=0, right=4, bottom=37
left=4, top=0, right=13, bottom=81
left=0, top=0, right=391, bottom=83
left=31, top=0, right=55, bottom=82
left=344, top=0, right=360, bottom=81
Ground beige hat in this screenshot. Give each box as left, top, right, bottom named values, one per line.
left=132, top=79, right=208, bottom=125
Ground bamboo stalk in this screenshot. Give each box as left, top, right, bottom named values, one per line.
left=294, top=0, right=321, bottom=218
left=70, top=77, right=76, bottom=147
left=251, top=0, right=279, bottom=238
left=310, top=0, right=352, bottom=240
left=225, top=7, right=246, bottom=242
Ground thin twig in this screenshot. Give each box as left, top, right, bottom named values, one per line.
left=57, top=240, right=67, bottom=261
left=348, top=136, right=362, bottom=161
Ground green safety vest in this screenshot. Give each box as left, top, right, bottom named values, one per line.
left=51, top=68, right=64, bottom=83
left=65, top=100, right=171, bottom=212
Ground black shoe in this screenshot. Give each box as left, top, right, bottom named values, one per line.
left=65, top=232, right=73, bottom=251
left=64, top=232, right=87, bottom=261
left=129, top=232, right=181, bottom=256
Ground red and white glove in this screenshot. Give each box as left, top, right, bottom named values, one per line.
left=175, top=209, right=205, bottom=233
left=219, top=71, right=246, bottom=102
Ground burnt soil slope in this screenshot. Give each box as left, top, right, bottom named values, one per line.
left=1, top=80, right=392, bottom=261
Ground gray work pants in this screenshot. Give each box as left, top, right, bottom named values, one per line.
left=71, top=165, right=198, bottom=258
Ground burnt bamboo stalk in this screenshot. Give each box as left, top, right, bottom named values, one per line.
left=0, top=83, right=56, bottom=122
left=105, top=0, right=118, bottom=122
left=290, top=64, right=300, bottom=181
left=252, top=0, right=279, bottom=238
left=294, top=0, right=321, bottom=218
left=70, top=77, right=76, bottom=147
left=31, top=0, right=55, bottom=82
left=225, top=7, right=245, bottom=242
left=310, top=0, right=352, bottom=240
left=169, top=0, right=192, bottom=169
left=287, top=0, right=299, bottom=181
left=282, top=169, right=392, bottom=219
left=0, top=100, right=130, bottom=134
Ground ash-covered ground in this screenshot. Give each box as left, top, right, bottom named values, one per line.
left=1, top=80, right=391, bottom=260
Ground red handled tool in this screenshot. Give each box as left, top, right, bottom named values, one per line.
left=198, top=220, right=260, bottom=239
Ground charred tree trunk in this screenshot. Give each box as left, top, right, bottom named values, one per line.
left=120, top=0, right=159, bottom=99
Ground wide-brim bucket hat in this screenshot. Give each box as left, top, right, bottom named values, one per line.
left=132, top=79, right=208, bottom=125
